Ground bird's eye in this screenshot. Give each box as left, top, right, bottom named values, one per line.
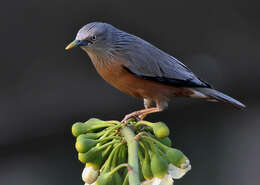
left=91, top=35, right=97, bottom=41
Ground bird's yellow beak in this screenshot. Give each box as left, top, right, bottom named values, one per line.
left=65, top=40, right=78, bottom=50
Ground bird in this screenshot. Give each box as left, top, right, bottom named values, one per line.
left=65, top=22, right=245, bottom=122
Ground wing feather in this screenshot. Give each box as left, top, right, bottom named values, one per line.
left=116, top=32, right=210, bottom=88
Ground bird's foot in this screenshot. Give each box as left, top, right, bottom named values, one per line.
left=121, top=112, right=143, bottom=123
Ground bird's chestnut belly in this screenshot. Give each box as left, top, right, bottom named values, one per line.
left=95, top=63, right=185, bottom=99
left=88, top=53, right=194, bottom=100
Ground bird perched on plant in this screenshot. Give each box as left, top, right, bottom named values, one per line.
left=66, top=22, right=245, bottom=122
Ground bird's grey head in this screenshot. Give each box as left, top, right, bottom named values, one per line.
left=66, top=22, right=116, bottom=52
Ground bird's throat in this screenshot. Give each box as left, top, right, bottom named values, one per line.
left=85, top=49, right=117, bottom=74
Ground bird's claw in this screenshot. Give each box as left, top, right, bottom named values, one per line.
left=121, top=113, right=142, bottom=123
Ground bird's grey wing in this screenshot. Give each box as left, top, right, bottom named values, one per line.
left=120, top=36, right=210, bottom=88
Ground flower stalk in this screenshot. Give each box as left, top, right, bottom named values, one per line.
left=120, top=126, right=141, bottom=185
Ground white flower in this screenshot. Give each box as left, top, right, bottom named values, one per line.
left=141, top=174, right=174, bottom=185
left=168, top=160, right=191, bottom=179
left=82, top=165, right=99, bottom=184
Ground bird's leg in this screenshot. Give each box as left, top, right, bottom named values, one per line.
left=140, top=98, right=155, bottom=120
left=138, top=107, right=162, bottom=120
left=144, top=98, right=153, bottom=109
left=121, top=99, right=154, bottom=123
left=140, top=99, right=168, bottom=120
left=121, top=107, right=162, bottom=123
left=121, top=99, right=168, bottom=123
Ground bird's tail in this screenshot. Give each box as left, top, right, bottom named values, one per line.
left=194, top=88, right=246, bottom=109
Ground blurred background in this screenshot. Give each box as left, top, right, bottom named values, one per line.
left=0, top=0, right=259, bottom=185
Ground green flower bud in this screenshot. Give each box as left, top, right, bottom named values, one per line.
left=157, top=137, right=172, bottom=147
left=86, top=148, right=103, bottom=168
left=75, top=136, right=98, bottom=153
left=78, top=148, right=103, bottom=168
left=113, top=172, right=123, bottom=185
left=152, top=122, right=170, bottom=139
left=94, top=172, right=114, bottom=185
left=150, top=151, right=168, bottom=178
left=95, top=164, right=128, bottom=185
left=72, top=122, right=86, bottom=137
left=72, top=118, right=114, bottom=137
left=141, top=144, right=153, bottom=180
left=137, top=121, right=170, bottom=138
left=80, top=133, right=101, bottom=140
left=78, top=152, right=88, bottom=164
left=84, top=118, right=114, bottom=132
left=166, top=147, right=189, bottom=168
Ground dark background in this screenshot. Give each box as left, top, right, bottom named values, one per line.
left=0, top=0, right=259, bottom=185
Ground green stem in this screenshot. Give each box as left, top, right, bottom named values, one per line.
left=106, top=120, right=121, bottom=125
left=111, top=144, right=121, bottom=169
left=142, top=135, right=169, bottom=151
left=135, top=120, right=152, bottom=127
left=99, top=124, right=122, bottom=140
left=139, top=141, right=149, bottom=159
left=137, top=149, right=144, bottom=162
left=98, top=136, right=121, bottom=142
left=101, top=143, right=122, bottom=172
left=94, top=130, right=107, bottom=138
left=122, top=174, right=129, bottom=185
left=120, top=126, right=140, bottom=185
left=97, top=140, right=120, bottom=151
left=110, top=163, right=129, bottom=175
